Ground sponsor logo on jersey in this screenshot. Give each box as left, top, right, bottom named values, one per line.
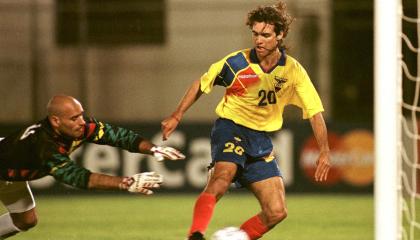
left=238, top=74, right=258, bottom=79
left=227, top=67, right=260, bottom=96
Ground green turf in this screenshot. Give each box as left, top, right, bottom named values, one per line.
left=1, top=193, right=373, bottom=240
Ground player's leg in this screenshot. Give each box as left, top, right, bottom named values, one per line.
left=188, top=161, right=237, bottom=240
left=241, top=176, right=287, bottom=240
left=0, top=181, right=37, bottom=238
left=204, top=161, right=237, bottom=199
left=188, top=118, right=245, bottom=239
left=9, top=208, right=38, bottom=231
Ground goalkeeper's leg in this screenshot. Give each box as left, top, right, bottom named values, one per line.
left=240, top=176, right=287, bottom=240
left=0, top=181, right=37, bottom=238
left=187, top=162, right=237, bottom=239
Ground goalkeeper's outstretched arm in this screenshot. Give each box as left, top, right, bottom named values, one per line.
left=87, top=172, right=163, bottom=195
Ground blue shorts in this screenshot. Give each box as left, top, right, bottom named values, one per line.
left=210, top=118, right=281, bottom=187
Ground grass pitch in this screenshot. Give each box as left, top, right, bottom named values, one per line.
left=1, top=193, right=373, bottom=240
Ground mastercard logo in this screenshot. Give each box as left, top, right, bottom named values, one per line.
left=300, top=129, right=374, bottom=187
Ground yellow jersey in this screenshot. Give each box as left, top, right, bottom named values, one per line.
left=200, top=48, right=324, bottom=132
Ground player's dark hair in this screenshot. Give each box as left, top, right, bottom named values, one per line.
left=246, top=1, right=294, bottom=49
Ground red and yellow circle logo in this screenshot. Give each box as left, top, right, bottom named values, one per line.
left=300, top=129, right=374, bottom=187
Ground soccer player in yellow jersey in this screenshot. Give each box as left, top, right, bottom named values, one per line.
left=162, top=2, right=331, bottom=240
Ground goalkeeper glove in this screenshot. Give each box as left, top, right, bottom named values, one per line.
left=151, top=146, right=185, bottom=161
left=120, top=172, right=164, bottom=195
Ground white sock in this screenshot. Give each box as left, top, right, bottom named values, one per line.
left=0, top=213, right=21, bottom=239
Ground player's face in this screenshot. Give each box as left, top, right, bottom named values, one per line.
left=56, top=102, right=86, bottom=139
left=251, top=22, right=282, bottom=57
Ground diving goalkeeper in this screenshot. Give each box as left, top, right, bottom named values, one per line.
left=0, top=95, right=185, bottom=239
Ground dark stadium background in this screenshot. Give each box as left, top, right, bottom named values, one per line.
left=0, top=0, right=378, bottom=194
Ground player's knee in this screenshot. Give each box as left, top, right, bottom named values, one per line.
left=13, top=214, right=38, bottom=231
left=265, top=206, right=287, bottom=226
left=205, top=176, right=231, bottom=199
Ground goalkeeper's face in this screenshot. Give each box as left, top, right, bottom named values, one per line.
left=54, top=99, right=86, bottom=139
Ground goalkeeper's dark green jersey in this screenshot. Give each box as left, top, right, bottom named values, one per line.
left=0, top=117, right=144, bottom=189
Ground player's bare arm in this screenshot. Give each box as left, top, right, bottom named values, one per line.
left=309, top=112, right=331, bottom=182
left=161, top=79, right=203, bottom=140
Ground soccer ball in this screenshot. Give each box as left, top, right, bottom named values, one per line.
left=211, top=227, right=250, bottom=240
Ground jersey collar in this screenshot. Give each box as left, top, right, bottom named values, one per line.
left=249, top=48, right=287, bottom=67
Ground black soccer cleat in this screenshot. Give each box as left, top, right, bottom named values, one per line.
left=188, top=231, right=206, bottom=240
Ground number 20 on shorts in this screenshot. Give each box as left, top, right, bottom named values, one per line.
left=223, top=142, right=244, bottom=156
